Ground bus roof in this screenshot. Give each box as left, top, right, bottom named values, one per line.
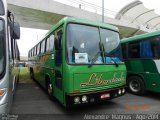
left=121, top=31, right=160, bottom=43
left=45, top=17, right=119, bottom=37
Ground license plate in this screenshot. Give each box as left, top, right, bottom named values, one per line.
left=101, top=93, right=110, bottom=99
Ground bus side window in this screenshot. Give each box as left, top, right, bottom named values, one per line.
left=37, top=43, right=40, bottom=55
left=128, top=41, right=140, bottom=59
left=140, top=40, right=153, bottom=58
left=40, top=40, right=46, bottom=54
left=49, top=34, right=54, bottom=51
left=46, top=37, right=50, bottom=52
left=46, top=34, right=54, bottom=52
left=151, top=36, right=160, bottom=58
left=34, top=46, right=37, bottom=56
left=33, top=47, right=35, bottom=56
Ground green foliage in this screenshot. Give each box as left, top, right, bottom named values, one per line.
left=19, top=67, right=33, bottom=83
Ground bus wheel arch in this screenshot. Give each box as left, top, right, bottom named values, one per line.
left=127, top=74, right=146, bottom=95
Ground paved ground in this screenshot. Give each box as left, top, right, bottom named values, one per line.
left=11, top=82, right=160, bottom=120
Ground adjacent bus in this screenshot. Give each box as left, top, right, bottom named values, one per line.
left=121, top=31, right=160, bottom=95
left=0, top=0, right=20, bottom=113
left=28, top=17, right=126, bottom=108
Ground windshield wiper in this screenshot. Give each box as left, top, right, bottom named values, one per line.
left=88, top=51, right=102, bottom=68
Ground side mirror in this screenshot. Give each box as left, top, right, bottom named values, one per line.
left=10, top=22, right=20, bottom=39
left=13, top=22, right=20, bottom=39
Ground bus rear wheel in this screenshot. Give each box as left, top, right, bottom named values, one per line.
left=127, top=76, right=145, bottom=95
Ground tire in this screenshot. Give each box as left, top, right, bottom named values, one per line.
left=46, top=79, right=55, bottom=101
left=127, top=76, right=146, bottom=95
left=47, top=81, right=52, bottom=97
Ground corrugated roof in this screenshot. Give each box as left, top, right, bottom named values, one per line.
left=115, top=0, right=160, bottom=31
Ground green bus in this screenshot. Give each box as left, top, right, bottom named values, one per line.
left=0, top=0, right=20, bottom=113
left=28, top=17, right=126, bottom=107
left=121, top=31, right=160, bottom=95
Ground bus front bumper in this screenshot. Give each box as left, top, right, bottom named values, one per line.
left=66, top=86, right=126, bottom=107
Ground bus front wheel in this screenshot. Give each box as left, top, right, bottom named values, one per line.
left=46, top=78, right=55, bottom=101
left=127, top=76, right=145, bottom=95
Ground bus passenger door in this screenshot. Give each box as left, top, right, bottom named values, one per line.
left=54, top=28, right=64, bottom=103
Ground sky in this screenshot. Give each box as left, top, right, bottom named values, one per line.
left=17, top=0, right=160, bottom=56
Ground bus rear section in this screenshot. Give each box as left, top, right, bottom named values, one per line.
left=121, top=31, right=160, bottom=95
left=28, top=17, right=126, bottom=108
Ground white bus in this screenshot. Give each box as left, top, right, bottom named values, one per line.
left=0, top=0, right=20, bottom=113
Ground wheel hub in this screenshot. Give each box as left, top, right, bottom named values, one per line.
left=129, top=80, right=140, bottom=92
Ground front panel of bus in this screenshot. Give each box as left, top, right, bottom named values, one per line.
left=60, top=22, right=126, bottom=106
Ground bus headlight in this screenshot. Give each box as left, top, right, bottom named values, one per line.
left=118, top=89, right=122, bottom=95
left=74, top=97, right=80, bottom=103
left=82, top=95, right=87, bottom=102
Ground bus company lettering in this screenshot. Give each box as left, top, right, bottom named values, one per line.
left=81, top=72, right=125, bottom=87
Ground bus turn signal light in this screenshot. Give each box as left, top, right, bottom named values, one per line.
left=0, top=89, right=5, bottom=97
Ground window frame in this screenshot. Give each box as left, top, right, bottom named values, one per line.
left=65, top=22, right=123, bottom=65
left=0, top=18, right=6, bottom=79
left=124, top=35, right=160, bottom=60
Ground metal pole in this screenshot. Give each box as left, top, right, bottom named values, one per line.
left=102, top=0, right=104, bottom=22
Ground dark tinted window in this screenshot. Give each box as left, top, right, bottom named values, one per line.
left=151, top=36, right=160, bottom=58
left=125, top=36, right=160, bottom=59
left=122, top=43, right=128, bottom=59
left=0, top=20, right=5, bottom=75
left=128, top=41, right=140, bottom=58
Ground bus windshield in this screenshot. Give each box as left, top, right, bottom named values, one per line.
left=66, top=23, right=122, bottom=64
left=0, top=20, right=4, bottom=75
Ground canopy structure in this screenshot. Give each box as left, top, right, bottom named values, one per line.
left=115, top=0, right=160, bottom=31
